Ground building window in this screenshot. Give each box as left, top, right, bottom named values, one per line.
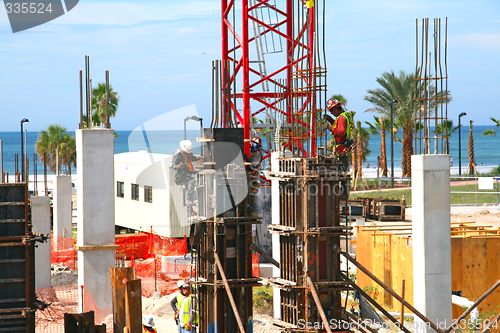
left=117, top=181, right=124, bottom=198
left=131, top=184, right=139, bottom=201
left=144, top=186, right=153, bottom=203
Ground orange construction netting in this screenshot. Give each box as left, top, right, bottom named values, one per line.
left=52, top=232, right=188, bottom=269
left=35, top=285, right=113, bottom=333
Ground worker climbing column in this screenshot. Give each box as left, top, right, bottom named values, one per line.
left=75, top=129, right=117, bottom=311
left=411, top=155, right=452, bottom=333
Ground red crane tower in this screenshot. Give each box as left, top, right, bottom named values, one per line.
left=215, top=0, right=328, bottom=157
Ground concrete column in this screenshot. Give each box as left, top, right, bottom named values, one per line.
left=76, top=129, right=115, bottom=311
left=271, top=152, right=281, bottom=319
left=411, top=154, right=452, bottom=333
left=31, top=196, right=51, bottom=289
left=53, top=175, right=72, bottom=240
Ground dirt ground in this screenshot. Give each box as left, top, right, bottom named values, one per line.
left=52, top=206, right=500, bottom=332
left=141, top=294, right=280, bottom=333
left=449, top=209, right=500, bottom=228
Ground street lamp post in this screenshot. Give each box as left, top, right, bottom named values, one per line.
left=458, top=112, right=467, bottom=176
left=390, top=99, right=398, bottom=188
left=20, top=118, right=29, bottom=182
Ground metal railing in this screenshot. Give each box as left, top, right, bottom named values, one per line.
left=450, top=176, right=500, bottom=206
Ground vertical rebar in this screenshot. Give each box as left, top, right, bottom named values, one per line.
left=106, top=70, right=110, bottom=128
left=79, top=70, right=83, bottom=129
left=85, top=56, right=89, bottom=127
left=0, top=139, right=3, bottom=183
left=24, top=129, right=27, bottom=183
left=414, top=18, right=448, bottom=155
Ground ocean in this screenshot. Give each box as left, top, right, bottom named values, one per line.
left=0, top=126, right=499, bottom=176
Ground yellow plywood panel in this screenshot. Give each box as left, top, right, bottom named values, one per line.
left=355, top=227, right=372, bottom=289
left=462, top=238, right=487, bottom=302
left=484, top=238, right=500, bottom=314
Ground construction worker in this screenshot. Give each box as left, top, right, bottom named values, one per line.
left=172, top=140, right=203, bottom=215
left=179, top=282, right=198, bottom=333
left=171, top=280, right=188, bottom=333
left=247, top=136, right=263, bottom=215
left=325, top=98, right=353, bottom=172
left=142, top=315, right=157, bottom=333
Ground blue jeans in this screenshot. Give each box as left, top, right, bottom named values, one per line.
left=180, top=327, right=196, bottom=333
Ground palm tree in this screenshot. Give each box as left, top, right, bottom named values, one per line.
left=467, top=120, right=476, bottom=175
left=482, top=117, right=500, bottom=136
left=353, top=120, right=371, bottom=189
left=364, top=70, right=451, bottom=177
left=35, top=125, right=76, bottom=175
left=90, top=83, right=119, bottom=127
left=365, top=116, right=390, bottom=177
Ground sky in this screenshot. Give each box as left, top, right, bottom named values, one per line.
left=0, top=0, right=499, bottom=132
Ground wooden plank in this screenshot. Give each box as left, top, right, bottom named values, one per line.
left=125, top=279, right=142, bottom=333
left=76, top=244, right=120, bottom=251
left=451, top=238, right=464, bottom=319
left=485, top=239, right=500, bottom=314
left=110, top=267, right=136, bottom=333
left=355, top=227, right=372, bottom=290
left=383, top=233, right=392, bottom=307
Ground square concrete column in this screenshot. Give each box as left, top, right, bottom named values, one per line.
left=411, top=154, right=452, bottom=332
left=76, top=129, right=116, bottom=311
left=53, top=175, right=73, bottom=240
left=31, top=196, right=51, bottom=289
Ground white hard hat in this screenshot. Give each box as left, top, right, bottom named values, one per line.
left=177, top=280, right=185, bottom=289
left=142, top=315, right=155, bottom=327
left=180, top=140, right=193, bottom=153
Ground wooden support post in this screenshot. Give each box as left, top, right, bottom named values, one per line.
left=110, top=267, right=136, bottom=333
left=306, top=277, right=332, bottom=333
left=125, top=279, right=142, bottom=333
left=334, top=245, right=445, bottom=333
left=400, top=279, right=405, bottom=326
left=214, top=252, right=245, bottom=333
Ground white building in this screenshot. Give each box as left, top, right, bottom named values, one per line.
left=114, top=151, right=191, bottom=238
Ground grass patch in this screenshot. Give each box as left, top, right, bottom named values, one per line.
left=350, top=182, right=500, bottom=206
left=253, top=285, right=273, bottom=315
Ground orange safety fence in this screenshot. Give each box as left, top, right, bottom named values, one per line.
left=252, top=253, right=260, bottom=277
left=35, top=285, right=113, bottom=333
left=51, top=236, right=77, bottom=270
left=51, top=232, right=188, bottom=269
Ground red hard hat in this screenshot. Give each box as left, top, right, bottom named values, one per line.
left=252, top=137, right=262, bottom=146
left=327, top=98, right=342, bottom=110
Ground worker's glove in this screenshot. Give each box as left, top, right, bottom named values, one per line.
left=185, top=323, right=192, bottom=330
left=324, top=114, right=335, bottom=126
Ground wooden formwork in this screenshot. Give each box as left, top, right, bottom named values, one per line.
left=356, top=223, right=500, bottom=321
left=192, top=128, right=259, bottom=333
left=0, top=183, right=36, bottom=333
left=268, top=156, right=353, bottom=331
left=368, top=198, right=405, bottom=221
left=340, top=199, right=366, bottom=219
